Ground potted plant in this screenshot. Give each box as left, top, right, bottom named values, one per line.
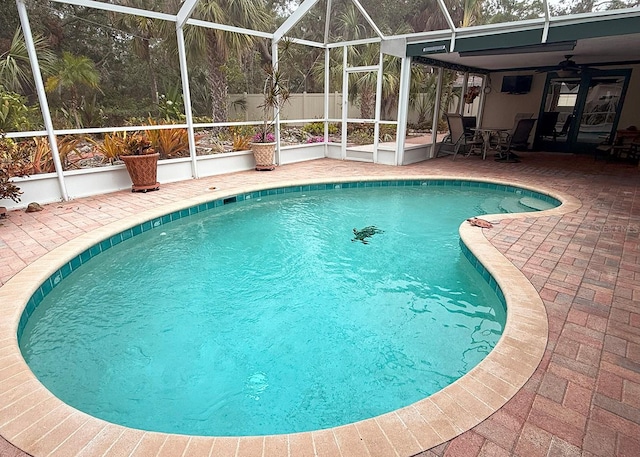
left=119, top=133, right=160, bottom=192
left=251, top=65, right=291, bottom=171
left=0, top=135, right=30, bottom=218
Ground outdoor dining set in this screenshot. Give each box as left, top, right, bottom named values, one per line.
left=439, top=113, right=537, bottom=162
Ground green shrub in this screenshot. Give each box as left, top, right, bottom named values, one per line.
left=0, top=135, right=30, bottom=203
left=302, top=121, right=323, bottom=135
left=0, top=87, right=31, bottom=132
left=303, top=121, right=339, bottom=136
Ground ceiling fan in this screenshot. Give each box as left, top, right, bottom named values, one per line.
left=536, top=55, right=585, bottom=75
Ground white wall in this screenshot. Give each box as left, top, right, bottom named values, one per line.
left=1, top=147, right=327, bottom=210
left=481, top=72, right=546, bottom=129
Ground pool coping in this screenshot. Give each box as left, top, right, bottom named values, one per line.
left=0, top=175, right=581, bottom=457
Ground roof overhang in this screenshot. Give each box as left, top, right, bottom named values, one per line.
left=406, top=10, right=640, bottom=72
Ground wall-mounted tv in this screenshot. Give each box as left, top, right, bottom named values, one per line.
left=501, top=75, right=533, bottom=94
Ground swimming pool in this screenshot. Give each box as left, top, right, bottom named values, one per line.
left=17, top=179, right=559, bottom=437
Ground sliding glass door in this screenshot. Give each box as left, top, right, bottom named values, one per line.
left=535, top=69, right=630, bottom=153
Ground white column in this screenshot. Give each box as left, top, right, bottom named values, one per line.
left=341, top=46, right=348, bottom=160
left=459, top=72, right=469, bottom=115
left=176, top=25, right=198, bottom=178
left=395, top=55, right=411, bottom=166
left=372, top=53, right=383, bottom=163
left=478, top=75, right=488, bottom=127
left=16, top=0, right=69, bottom=201
left=324, top=48, right=330, bottom=146
left=272, top=41, right=281, bottom=165
left=431, top=67, right=444, bottom=159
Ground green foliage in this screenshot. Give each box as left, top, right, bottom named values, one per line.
left=345, top=123, right=396, bottom=145
left=0, top=27, right=56, bottom=94
left=255, top=65, right=291, bottom=142
left=53, top=95, right=106, bottom=129
left=45, top=51, right=100, bottom=98
left=0, top=134, right=29, bottom=202
left=302, top=122, right=338, bottom=136
left=157, top=86, right=185, bottom=121
left=192, top=115, right=213, bottom=124
left=302, top=122, right=323, bottom=135
left=0, top=86, right=30, bottom=132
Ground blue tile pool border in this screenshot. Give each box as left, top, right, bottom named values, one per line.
left=17, top=179, right=558, bottom=339
left=459, top=240, right=506, bottom=310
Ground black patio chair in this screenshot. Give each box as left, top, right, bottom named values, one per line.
left=557, top=114, right=573, bottom=137
left=538, top=111, right=560, bottom=141
left=462, top=116, right=477, bottom=137
left=496, top=118, right=537, bottom=162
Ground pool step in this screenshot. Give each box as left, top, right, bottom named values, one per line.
left=479, top=197, right=503, bottom=214
left=499, top=196, right=526, bottom=213
left=519, top=196, right=556, bottom=211
left=480, top=195, right=555, bottom=215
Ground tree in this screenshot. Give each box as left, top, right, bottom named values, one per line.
left=548, top=0, right=639, bottom=15
left=0, top=27, right=56, bottom=95
left=185, top=0, right=272, bottom=124
left=109, top=0, right=163, bottom=104
left=333, top=3, right=378, bottom=118
left=409, top=0, right=486, bottom=31
left=485, top=0, right=544, bottom=23
left=45, top=51, right=101, bottom=126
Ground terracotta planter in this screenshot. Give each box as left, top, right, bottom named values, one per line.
left=121, top=153, right=160, bottom=192
left=251, top=142, right=276, bottom=171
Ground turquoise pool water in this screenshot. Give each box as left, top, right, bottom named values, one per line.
left=19, top=182, right=557, bottom=436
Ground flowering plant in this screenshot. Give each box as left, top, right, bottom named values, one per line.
left=253, top=131, right=275, bottom=143
left=306, top=136, right=324, bottom=143
left=252, top=65, right=291, bottom=143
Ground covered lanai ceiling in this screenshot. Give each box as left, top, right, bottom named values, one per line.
left=405, top=7, right=640, bottom=73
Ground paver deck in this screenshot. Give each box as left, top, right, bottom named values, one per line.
left=1, top=152, right=639, bottom=456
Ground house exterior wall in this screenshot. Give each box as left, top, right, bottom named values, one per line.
left=482, top=65, right=640, bottom=135
left=481, top=72, right=546, bottom=129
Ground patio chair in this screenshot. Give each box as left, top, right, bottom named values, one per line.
left=462, top=116, right=477, bottom=137
left=512, top=113, right=533, bottom=130
left=538, top=111, right=560, bottom=141
left=557, top=114, right=573, bottom=138
left=438, top=113, right=483, bottom=159
left=595, top=127, right=640, bottom=162
left=496, top=118, right=537, bottom=162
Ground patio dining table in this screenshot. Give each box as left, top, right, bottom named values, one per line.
left=471, top=127, right=510, bottom=160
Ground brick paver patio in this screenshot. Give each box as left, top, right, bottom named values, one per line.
left=1, top=152, right=638, bottom=456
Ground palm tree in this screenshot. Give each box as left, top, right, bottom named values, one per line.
left=45, top=51, right=100, bottom=127
left=185, top=0, right=272, bottom=124
left=330, top=3, right=379, bottom=118
left=316, top=5, right=414, bottom=120
left=0, top=27, right=56, bottom=95
left=410, top=0, right=485, bottom=31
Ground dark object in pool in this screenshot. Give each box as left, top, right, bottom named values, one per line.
left=352, top=226, right=384, bottom=244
